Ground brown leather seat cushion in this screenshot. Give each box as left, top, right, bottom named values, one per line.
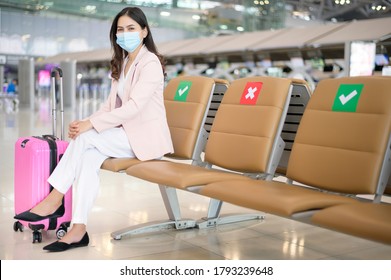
left=126, top=160, right=251, bottom=190
left=101, top=157, right=142, bottom=172
left=200, top=179, right=359, bottom=217
left=312, top=202, right=391, bottom=245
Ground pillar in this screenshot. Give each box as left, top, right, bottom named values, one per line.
left=0, top=65, right=4, bottom=93
left=344, top=41, right=351, bottom=77
left=18, top=58, right=35, bottom=109
left=60, top=60, right=77, bottom=108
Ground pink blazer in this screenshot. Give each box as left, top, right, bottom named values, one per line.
left=89, top=46, right=174, bottom=161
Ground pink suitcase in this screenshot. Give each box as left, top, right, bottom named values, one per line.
left=13, top=67, right=72, bottom=243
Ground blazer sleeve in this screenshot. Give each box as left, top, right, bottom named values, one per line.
left=89, top=58, right=163, bottom=133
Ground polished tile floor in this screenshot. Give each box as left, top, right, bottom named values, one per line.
left=1, top=95, right=391, bottom=260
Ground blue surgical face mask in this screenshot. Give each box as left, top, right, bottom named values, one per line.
left=116, top=31, right=142, bottom=53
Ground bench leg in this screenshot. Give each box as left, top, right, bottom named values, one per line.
left=196, top=198, right=265, bottom=229
left=111, top=185, right=196, bottom=240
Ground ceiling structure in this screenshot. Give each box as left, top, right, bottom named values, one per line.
left=285, top=0, right=391, bottom=21
left=40, top=16, right=391, bottom=65
left=1, top=0, right=390, bottom=65
left=0, top=0, right=390, bottom=26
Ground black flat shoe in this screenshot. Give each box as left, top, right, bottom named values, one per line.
left=14, top=204, right=65, bottom=222
left=43, top=232, right=89, bottom=252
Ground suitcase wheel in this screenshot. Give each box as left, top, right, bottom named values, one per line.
left=13, top=221, right=23, bottom=232
left=56, top=226, right=68, bottom=239
left=32, top=231, right=42, bottom=244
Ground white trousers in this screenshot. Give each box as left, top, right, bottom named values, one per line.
left=47, top=127, right=135, bottom=225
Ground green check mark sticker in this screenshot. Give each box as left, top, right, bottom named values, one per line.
left=174, top=81, right=192, bottom=102
left=332, top=84, right=364, bottom=112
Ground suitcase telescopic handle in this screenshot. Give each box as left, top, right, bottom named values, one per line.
left=50, top=67, right=64, bottom=140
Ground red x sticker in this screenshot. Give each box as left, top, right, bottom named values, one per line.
left=240, top=82, right=263, bottom=105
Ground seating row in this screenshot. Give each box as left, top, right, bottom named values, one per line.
left=103, top=75, right=391, bottom=245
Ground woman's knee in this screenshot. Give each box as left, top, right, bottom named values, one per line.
left=74, top=129, right=97, bottom=146
left=80, top=148, right=108, bottom=170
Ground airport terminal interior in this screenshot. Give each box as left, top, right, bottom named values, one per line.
left=1, top=0, right=391, bottom=260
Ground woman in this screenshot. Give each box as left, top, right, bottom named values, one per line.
left=14, top=7, right=174, bottom=252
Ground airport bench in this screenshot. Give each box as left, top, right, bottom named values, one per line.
left=126, top=76, right=311, bottom=233
left=199, top=76, right=391, bottom=244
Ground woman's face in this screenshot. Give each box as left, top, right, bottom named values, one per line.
left=116, top=15, right=147, bottom=38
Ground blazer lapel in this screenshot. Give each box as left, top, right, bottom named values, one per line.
left=123, top=46, right=148, bottom=101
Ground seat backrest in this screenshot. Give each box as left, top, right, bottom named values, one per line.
left=164, top=76, right=226, bottom=162
left=277, top=78, right=312, bottom=175
left=204, top=76, right=294, bottom=176
left=287, top=76, right=391, bottom=199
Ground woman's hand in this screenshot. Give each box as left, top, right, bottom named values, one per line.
left=68, top=120, right=93, bottom=139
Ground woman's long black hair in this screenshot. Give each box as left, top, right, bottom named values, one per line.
left=109, top=7, right=165, bottom=80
